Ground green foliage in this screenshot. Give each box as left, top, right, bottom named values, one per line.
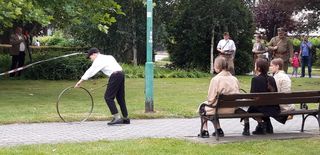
left=119, top=64, right=210, bottom=79
left=35, top=36, right=85, bottom=47
left=0, top=48, right=87, bottom=80
left=166, top=0, right=254, bottom=74
left=68, top=0, right=146, bottom=64
left=315, top=48, right=320, bottom=66
left=0, top=0, right=51, bottom=34
left=0, top=51, right=210, bottom=80
left=0, top=0, right=122, bottom=40
left=309, top=37, right=320, bottom=47
left=235, top=50, right=252, bottom=74
left=292, top=38, right=301, bottom=50
left=0, top=54, right=10, bottom=73
left=23, top=54, right=91, bottom=80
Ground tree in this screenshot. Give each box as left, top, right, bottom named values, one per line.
left=67, top=0, right=146, bottom=64
left=68, top=0, right=169, bottom=65
left=254, top=0, right=320, bottom=39
left=165, top=0, right=254, bottom=74
left=254, top=0, right=296, bottom=40
left=0, top=0, right=51, bottom=34
left=0, top=0, right=123, bottom=44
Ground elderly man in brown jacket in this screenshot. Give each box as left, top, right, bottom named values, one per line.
left=268, top=27, right=293, bottom=73
left=9, top=27, right=26, bottom=77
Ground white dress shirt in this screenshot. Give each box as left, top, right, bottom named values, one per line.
left=217, top=39, right=236, bottom=52
left=81, top=54, right=122, bottom=80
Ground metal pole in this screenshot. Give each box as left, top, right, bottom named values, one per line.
left=145, top=0, right=154, bottom=112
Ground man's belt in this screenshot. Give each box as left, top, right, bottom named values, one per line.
left=220, top=50, right=234, bottom=55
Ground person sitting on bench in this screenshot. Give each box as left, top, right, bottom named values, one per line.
left=248, top=58, right=287, bottom=134
left=198, top=56, right=242, bottom=138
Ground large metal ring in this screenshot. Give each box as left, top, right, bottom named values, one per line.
left=56, top=86, right=94, bottom=123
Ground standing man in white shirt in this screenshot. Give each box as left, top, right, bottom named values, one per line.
left=75, top=48, right=130, bottom=125
left=217, top=32, right=236, bottom=75
left=9, top=26, right=26, bottom=77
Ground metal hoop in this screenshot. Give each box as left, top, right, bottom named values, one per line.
left=56, top=86, right=94, bottom=123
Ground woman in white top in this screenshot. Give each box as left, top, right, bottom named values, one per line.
left=270, top=58, right=295, bottom=111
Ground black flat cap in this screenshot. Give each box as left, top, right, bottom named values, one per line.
left=86, top=48, right=99, bottom=58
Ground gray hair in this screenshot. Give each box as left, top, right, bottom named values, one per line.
left=214, top=56, right=228, bottom=71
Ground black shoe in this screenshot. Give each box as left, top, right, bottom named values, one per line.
left=122, top=118, right=130, bottom=124
left=252, top=122, right=266, bottom=135
left=107, top=118, right=123, bottom=125
left=242, top=122, right=250, bottom=136
left=212, top=128, right=224, bottom=137
left=198, top=130, right=209, bottom=138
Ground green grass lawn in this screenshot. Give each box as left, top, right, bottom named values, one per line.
left=287, top=66, right=320, bottom=77
left=0, top=76, right=319, bottom=124
left=1, top=138, right=320, bottom=155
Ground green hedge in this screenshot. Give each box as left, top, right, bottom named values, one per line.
left=0, top=52, right=210, bottom=80
left=0, top=44, right=86, bottom=55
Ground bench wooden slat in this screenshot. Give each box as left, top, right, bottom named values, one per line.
left=219, top=91, right=320, bottom=101
left=218, top=97, right=320, bottom=107
left=206, top=109, right=319, bottom=119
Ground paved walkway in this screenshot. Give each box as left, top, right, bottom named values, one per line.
left=0, top=117, right=319, bottom=147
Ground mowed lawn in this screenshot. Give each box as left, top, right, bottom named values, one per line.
left=1, top=138, right=320, bottom=155
left=0, top=76, right=319, bottom=124
left=0, top=76, right=320, bottom=154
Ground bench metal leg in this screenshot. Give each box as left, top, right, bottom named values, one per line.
left=301, top=114, right=319, bottom=133
left=301, top=114, right=306, bottom=132
left=200, top=116, right=204, bottom=136
left=317, top=115, right=320, bottom=134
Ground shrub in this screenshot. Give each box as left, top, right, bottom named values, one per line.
left=235, top=50, right=252, bottom=75
left=0, top=54, right=10, bottom=74
left=315, top=48, right=320, bottom=66
left=0, top=52, right=210, bottom=80
left=292, top=38, right=301, bottom=51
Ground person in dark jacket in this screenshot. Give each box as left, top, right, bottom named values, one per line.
left=9, top=27, right=26, bottom=77
left=248, top=58, right=287, bottom=135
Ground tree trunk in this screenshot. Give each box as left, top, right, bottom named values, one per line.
left=132, top=3, right=138, bottom=66
left=132, top=29, right=137, bottom=66
left=210, top=27, right=215, bottom=74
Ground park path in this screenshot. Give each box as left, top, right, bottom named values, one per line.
left=0, top=117, right=319, bottom=147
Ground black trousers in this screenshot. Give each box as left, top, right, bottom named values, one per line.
left=104, top=71, right=128, bottom=117
left=10, top=51, right=25, bottom=77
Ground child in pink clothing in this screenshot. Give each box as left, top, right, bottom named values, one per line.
left=291, top=52, right=300, bottom=77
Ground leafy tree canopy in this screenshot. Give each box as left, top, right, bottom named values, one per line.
left=254, top=0, right=320, bottom=39
left=0, top=0, right=50, bottom=34
left=0, top=0, right=123, bottom=34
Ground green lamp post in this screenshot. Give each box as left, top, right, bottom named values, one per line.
left=145, top=0, right=154, bottom=112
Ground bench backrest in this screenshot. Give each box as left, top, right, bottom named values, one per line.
left=217, top=91, right=320, bottom=108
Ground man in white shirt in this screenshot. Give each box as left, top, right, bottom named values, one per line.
left=75, top=48, right=130, bottom=125
left=217, top=32, right=236, bottom=75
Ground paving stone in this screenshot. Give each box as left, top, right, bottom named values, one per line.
left=0, top=117, right=319, bottom=147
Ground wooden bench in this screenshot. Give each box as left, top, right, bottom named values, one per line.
left=200, top=91, right=320, bottom=140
